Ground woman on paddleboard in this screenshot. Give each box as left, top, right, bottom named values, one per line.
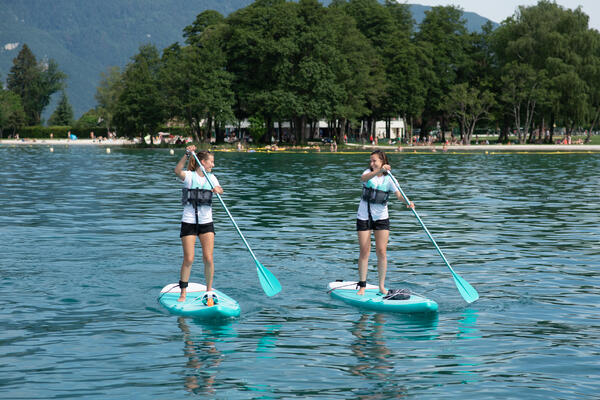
left=356, top=150, right=414, bottom=296
left=174, top=145, right=223, bottom=303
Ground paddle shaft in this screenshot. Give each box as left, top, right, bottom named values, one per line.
left=387, top=172, right=458, bottom=275
left=190, top=152, right=259, bottom=262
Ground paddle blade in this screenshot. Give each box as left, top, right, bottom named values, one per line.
left=452, top=272, right=479, bottom=303
left=256, top=261, right=282, bottom=297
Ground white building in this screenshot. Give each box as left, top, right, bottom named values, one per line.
left=226, top=117, right=406, bottom=140
left=375, top=118, right=405, bottom=139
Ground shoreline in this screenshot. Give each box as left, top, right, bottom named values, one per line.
left=2, top=138, right=600, bottom=152
left=345, top=143, right=600, bottom=152
left=0, top=138, right=134, bottom=146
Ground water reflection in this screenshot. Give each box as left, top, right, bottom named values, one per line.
left=457, top=309, right=480, bottom=340
left=350, top=314, right=392, bottom=380
left=177, top=317, right=236, bottom=395
left=256, top=324, right=281, bottom=356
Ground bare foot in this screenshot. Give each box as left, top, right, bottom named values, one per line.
left=177, top=289, right=187, bottom=302
left=357, top=287, right=366, bottom=296
left=379, top=287, right=387, bottom=295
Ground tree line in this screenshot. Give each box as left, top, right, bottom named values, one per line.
left=0, top=42, right=115, bottom=138
left=3, top=0, right=600, bottom=144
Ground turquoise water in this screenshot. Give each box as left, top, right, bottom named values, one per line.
left=1, top=146, right=599, bottom=399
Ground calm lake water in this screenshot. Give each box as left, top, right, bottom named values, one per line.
left=1, top=145, right=599, bottom=399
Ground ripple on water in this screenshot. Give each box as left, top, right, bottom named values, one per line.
left=0, top=148, right=599, bottom=399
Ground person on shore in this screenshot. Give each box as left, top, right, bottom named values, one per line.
left=356, top=150, right=414, bottom=295
left=174, top=145, right=223, bottom=304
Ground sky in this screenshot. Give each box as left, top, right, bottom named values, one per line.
left=407, top=1, right=600, bottom=30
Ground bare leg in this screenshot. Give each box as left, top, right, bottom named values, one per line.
left=357, top=230, right=371, bottom=295
left=198, top=232, right=215, bottom=292
left=374, top=229, right=389, bottom=294
left=179, top=235, right=196, bottom=301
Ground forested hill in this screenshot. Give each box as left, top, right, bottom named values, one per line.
left=0, top=0, right=254, bottom=119
left=0, top=0, right=496, bottom=120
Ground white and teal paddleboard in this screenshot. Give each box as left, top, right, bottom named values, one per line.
left=328, top=281, right=438, bottom=313
left=159, top=282, right=241, bottom=319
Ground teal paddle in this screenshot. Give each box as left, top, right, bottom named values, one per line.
left=388, top=172, right=479, bottom=303
left=191, top=151, right=282, bottom=297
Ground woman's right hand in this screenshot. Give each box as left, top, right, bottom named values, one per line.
left=186, top=145, right=196, bottom=154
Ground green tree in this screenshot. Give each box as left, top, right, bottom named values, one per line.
left=326, top=5, right=378, bottom=141
left=499, top=62, right=546, bottom=144
left=225, top=0, right=303, bottom=142
left=580, top=29, right=600, bottom=143
left=493, top=1, right=593, bottom=142
left=95, top=66, right=123, bottom=131
left=340, top=0, right=393, bottom=138
left=248, top=115, right=267, bottom=142
left=288, top=0, right=348, bottom=141
left=225, top=0, right=378, bottom=143
left=444, top=83, right=495, bottom=144
left=382, top=1, right=424, bottom=140
left=48, top=91, right=74, bottom=126
left=0, top=90, right=26, bottom=138
left=415, top=6, right=470, bottom=138
left=114, top=44, right=167, bottom=142
left=163, top=11, right=234, bottom=143
left=6, top=44, right=66, bottom=125
left=183, top=10, right=225, bottom=46
left=75, top=109, right=102, bottom=129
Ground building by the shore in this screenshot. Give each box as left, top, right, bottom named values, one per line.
left=224, top=117, right=406, bottom=142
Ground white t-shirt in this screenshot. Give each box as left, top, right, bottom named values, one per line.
left=357, top=169, right=398, bottom=221
left=181, top=170, right=220, bottom=224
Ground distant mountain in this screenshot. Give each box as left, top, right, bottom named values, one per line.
left=0, top=1, right=497, bottom=121
left=0, top=0, right=253, bottom=120
left=408, top=4, right=499, bottom=32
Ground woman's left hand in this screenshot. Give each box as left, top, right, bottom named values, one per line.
left=213, top=186, right=224, bottom=195
left=406, top=201, right=415, bottom=209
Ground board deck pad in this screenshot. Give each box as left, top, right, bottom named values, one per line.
left=328, top=281, right=438, bottom=313
left=159, top=282, right=241, bottom=319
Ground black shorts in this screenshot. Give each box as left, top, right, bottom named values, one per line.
left=180, top=221, right=215, bottom=237
left=356, top=218, right=390, bottom=231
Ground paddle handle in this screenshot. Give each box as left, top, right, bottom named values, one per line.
left=190, top=152, right=259, bottom=262
left=388, top=172, right=457, bottom=274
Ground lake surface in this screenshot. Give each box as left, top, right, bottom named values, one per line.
left=1, top=145, right=599, bottom=399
